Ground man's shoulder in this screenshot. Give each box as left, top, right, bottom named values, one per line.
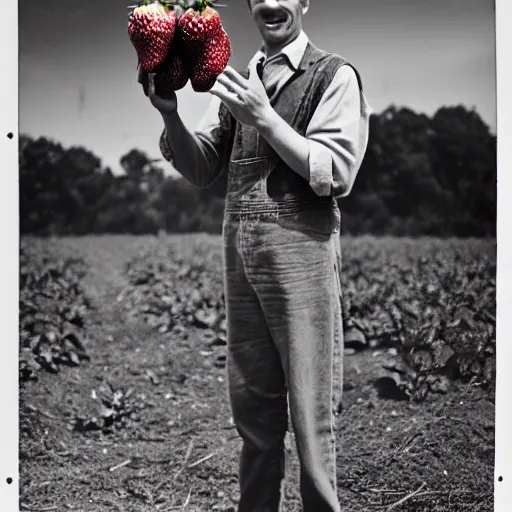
left=306, top=44, right=356, bottom=72
left=311, top=47, right=363, bottom=90
left=305, top=45, right=361, bottom=86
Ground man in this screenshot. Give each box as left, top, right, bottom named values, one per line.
left=141, top=0, right=371, bottom=510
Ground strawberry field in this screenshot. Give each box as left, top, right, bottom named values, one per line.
left=19, top=234, right=496, bottom=512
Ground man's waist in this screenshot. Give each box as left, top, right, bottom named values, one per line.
left=225, top=195, right=336, bottom=215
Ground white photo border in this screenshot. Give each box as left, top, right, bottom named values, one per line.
left=0, top=1, right=510, bottom=511
left=0, top=1, right=19, bottom=511
left=494, top=0, right=512, bottom=509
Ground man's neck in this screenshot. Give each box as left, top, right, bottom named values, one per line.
left=263, top=30, right=302, bottom=58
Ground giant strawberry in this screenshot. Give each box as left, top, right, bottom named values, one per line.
left=178, top=0, right=222, bottom=51
left=128, top=0, right=177, bottom=72
left=154, top=49, right=189, bottom=95
left=190, top=28, right=231, bottom=92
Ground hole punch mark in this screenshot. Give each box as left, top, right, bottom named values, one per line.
left=7, top=133, right=13, bottom=139
left=498, top=476, right=503, bottom=482
left=6, top=477, right=12, bottom=484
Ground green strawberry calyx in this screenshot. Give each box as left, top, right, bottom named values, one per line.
left=127, top=0, right=177, bottom=12
left=193, top=0, right=211, bottom=12
left=127, top=0, right=227, bottom=16
left=178, top=0, right=227, bottom=13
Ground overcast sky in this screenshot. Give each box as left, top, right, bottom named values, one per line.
left=19, top=0, right=496, bottom=174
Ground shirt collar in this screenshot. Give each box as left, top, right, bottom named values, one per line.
left=249, top=30, right=310, bottom=71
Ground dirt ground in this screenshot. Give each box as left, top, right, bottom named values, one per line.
left=19, top=235, right=495, bottom=512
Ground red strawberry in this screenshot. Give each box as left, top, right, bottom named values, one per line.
left=178, top=1, right=222, bottom=51
left=154, top=50, right=189, bottom=95
left=128, top=1, right=177, bottom=72
left=190, top=28, right=231, bottom=92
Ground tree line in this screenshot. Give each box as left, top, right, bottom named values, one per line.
left=20, top=104, right=496, bottom=237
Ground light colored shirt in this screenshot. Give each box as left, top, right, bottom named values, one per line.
left=160, top=30, right=372, bottom=198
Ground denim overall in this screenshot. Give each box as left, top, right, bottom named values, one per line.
left=219, top=44, right=364, bottom=512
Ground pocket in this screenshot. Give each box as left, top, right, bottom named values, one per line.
left=277, top=206, right=340, bottom=240
left=227, top=156, right=268, bottom=200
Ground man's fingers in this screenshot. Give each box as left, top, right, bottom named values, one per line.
left=216, top=74, right=246, bottom=99
left=222, top=66, right=249, bottom=88
left=209, top=84, right=244, bottom=108
left=209, top=81, right=232, bottom=97
left=209, top=86, right=239, bottom=104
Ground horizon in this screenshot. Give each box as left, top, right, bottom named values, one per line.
left=19, top=100, right=495, bottom=175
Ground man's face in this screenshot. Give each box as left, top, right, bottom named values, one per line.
left=249, top=0, right=309, bottom=52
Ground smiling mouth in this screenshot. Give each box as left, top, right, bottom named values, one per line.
left=262, top=13, right=287, bottom=28
left=264, top=18, right=287, bottom=28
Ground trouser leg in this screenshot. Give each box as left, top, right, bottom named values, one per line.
left=246, top=223, right=343, bottom=512
left=223, top=218, right=288, bottom=512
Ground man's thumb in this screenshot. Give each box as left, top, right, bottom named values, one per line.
left=138, top=69, right=149, bottom=97
left=148, top=73, right=156, bottom=98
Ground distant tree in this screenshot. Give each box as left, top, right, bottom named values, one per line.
left=339, top=104, right=496, bottom=237
left=20, top=136, right=75, bottom=233
left=429, top=106, right=496, bottom=236
left=120, top=149, right=151, bottom=180
left=18, top=103, right=497, bottom=237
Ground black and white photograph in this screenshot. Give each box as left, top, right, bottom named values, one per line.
left=1, top=0, right=511, bottom=511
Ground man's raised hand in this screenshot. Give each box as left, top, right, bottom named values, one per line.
left=209, top=61, right=271, bottom=128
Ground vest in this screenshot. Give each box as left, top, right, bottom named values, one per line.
left=207, top=42, right=364, bottom=202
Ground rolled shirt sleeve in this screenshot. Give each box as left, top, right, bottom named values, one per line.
left=159, top=127, right=175, bottom=163
left=306, top=64, right=372, bottom=198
